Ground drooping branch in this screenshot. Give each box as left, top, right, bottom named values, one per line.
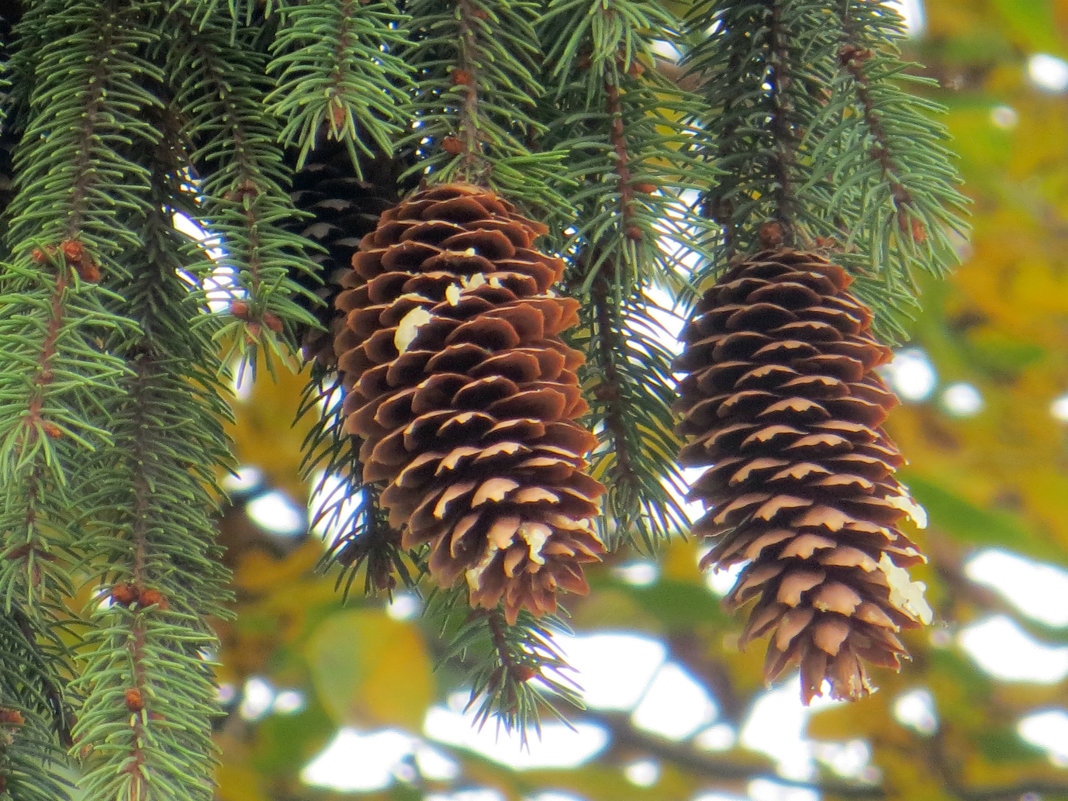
left=168, top=7, right=319, bottom=366
left=536, top=0, right=712, bottom=549
left=402, top=0, right=560, bottom=206
left=766, top=1, right=800, bottom=243
left=427, top=594, right=584, bottom=743
left=454, top=0, right=485, bottom=178
left=266, top=0, right=409, bottom=168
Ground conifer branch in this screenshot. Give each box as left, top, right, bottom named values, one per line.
left=167, top=7, right=319, bottom=368
left=70, top=120, right=233, bottom=796
left=583, top=273, right=691, bottom=548
left=299, top=374, right=418, bottom=597
left=266, top=0, right=410, bottom=170
left=0, top=2, right=158, bottom=620
left=402, top=0, right=563, bottom=208
left=454, top=0, right=484, bottom=178
left=6, top=0, right=163, bottom=266
left=685, top=0, right=838, bottom=267
left=685, top=1, right=967, bottom=334
left=818, top=0, right=969, bottom=338
left=767, top=2, right=800, bottom=243
left=536, top=0, right=712, bottom=548
left=74, top=309, right=231, bottom=801
left=0, top=608, right=73, bottom=801
left=431, top=593, right=583, bottom=742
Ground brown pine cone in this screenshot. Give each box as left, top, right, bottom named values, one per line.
left=287, top=140, right=408, bottom=367
left=334, top=183, right=605, bottom=623
left=674, top=249, right=931, bottom=703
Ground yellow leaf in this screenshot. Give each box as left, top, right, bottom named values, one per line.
left=226, top=353, right=314, bottom=501
left=305, top=608, right=435, bottom=730
left=216, top=750, right=271, bottom=801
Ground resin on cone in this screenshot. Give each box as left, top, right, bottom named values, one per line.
left=334, top=183, right=605, bottom=623
left=674, top=249, right=931, bottom=703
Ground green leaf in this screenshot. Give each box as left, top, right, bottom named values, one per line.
left=304, top=608, right=435, bottom=730
left=904, top=473, right=1060, bottom=560
left=990, top=0, right=1061, bottom=54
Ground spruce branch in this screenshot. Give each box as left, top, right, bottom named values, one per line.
left=266, top=0, right=410, bottom=170
left=0, top=608, right=73, bottom=801
left=684, top=1, right=967, bottom=336
left=684, top=0, right=838, bottom=266
left=0, top=4, right=157, bottom=608
left=0, top=250, right=129, bottom=613
left=430, top=592, right=583, bottom=742
left=402, top=0, right=564, bottom=209
left=580, top=274, right=692, bottom=549
left=536, top=0, right=713, bottom=549
left=68, top=116, right=233, bottom=797
left=818, top=0, right=969, bottom=339
left=74, top=263, right=232, bottom=801
left=166, top=7, right=320, bottom=370
left=6, top=0, right=163, bottom=268
left=767, top=1, right=800, bottom=242
left=299, top=373, right=418, bottom=598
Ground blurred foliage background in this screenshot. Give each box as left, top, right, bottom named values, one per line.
left=208, top=2, right=1068, bottom=800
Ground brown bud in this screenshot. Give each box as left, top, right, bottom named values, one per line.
left=0, top=708, right=23, bottom=725
left=138, top=588, right=167, bottom=610
left=262, top=311, right=283, bottom=333
left=226, top=179, right=259, bottom=203
left=330, top=104, right=348, bottom=130
left=111, top=583, right=140, bottom=606
left=41, top=421, right=63, bottom=439
left=625, top=225, right=644, bottom=241
left=514, top=665, right=538, bottom=682
left=838, top=45, right=872, bottom=67
left=125, top=688, right=144, bottom=712
left=4, top=544, right=33, bottom=560
left=77, top=261, right=101, bottom=283
left=633, top=182, right=657, bottom=194
left=451, top=69, right=473, bottom=86
left=229, top=301, right=250, bottom=319
left=441, top=136, right=463, bottom=155
left=758, top=220, right=785, bottom=249
left=30, top=247, right=49, bottom=264
left=60, top=239, right=85, bottom=265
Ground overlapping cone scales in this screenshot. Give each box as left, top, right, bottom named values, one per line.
left=288, top=142, right=404, bottom=366
left=335, top=183, right=605, bottom=622
left=674, top=249, right=931, bottom=702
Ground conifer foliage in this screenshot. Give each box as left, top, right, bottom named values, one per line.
left=0, top=0, right=965, bottom=797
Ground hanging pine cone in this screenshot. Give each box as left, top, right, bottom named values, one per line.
left=674, top=249, right=931, bottom=703
left=334, top=183, right=605, bottom=623
left=287, top=140, right=409, bottom=367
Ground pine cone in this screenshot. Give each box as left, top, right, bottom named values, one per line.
left=287, top=140, right=407, bottom=366
left=674, top=249, right=931, bottom=703
left=335, top=183, right=605, bottom=623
